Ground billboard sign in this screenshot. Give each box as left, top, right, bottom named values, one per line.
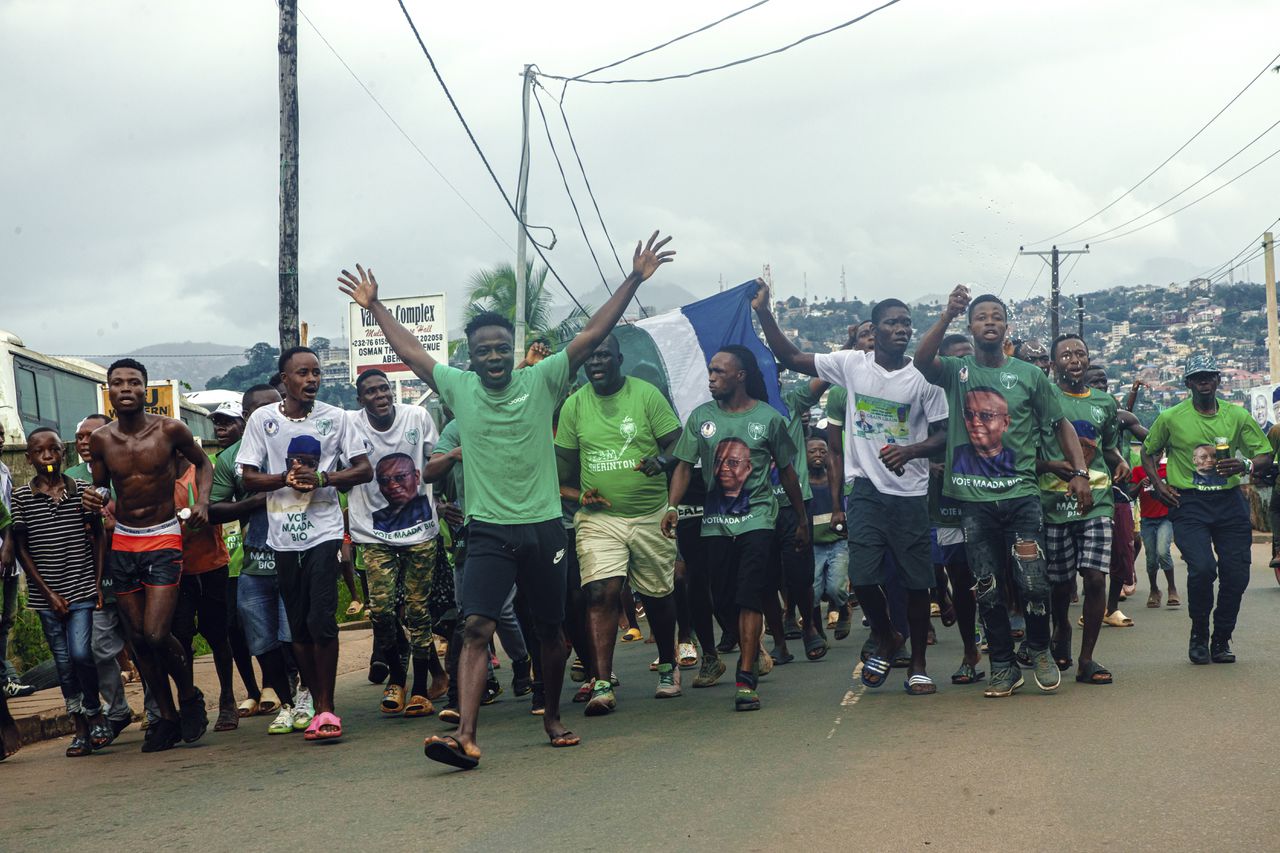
left=100, top=380, right=182, bottom=420
left=348, top=294, right=447, bottom=383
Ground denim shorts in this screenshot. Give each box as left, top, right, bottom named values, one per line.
left=236, top=571, right=291, bottom=656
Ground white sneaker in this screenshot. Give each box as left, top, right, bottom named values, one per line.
left=268, top=705, right=295, bottom=735
left=292, top=689, right=314, bottom=731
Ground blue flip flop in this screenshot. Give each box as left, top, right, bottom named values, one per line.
left=904, top=674, right=937, bottom=695
left=861, top=655, right=891, bottom=688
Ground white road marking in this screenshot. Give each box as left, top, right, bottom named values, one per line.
left=827, top=662, right=869, bottom=738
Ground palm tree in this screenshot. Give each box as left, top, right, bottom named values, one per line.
left=463, top=261, right=591, bottom=347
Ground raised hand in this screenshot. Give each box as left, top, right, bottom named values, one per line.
left=337, top=264, right=379, bottom=309
left=524, top=341, right=551, bottom=366
left=751, top=279, right=771, bottom=311
left=632, top=231, right=675, bottom=282
left=944, top=284, right=971, bottom=321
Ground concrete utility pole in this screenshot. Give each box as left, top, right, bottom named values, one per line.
left=1020, top=244, right=1090, bottom=340
left=1264, top=231, right=1278, bottom=382
left=277, top=0, right=300, bottom=352
left=513, top=65, right=534, bottom=356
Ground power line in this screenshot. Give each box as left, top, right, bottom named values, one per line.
left=1020, top=262, right=1046, bottom=302
left=551, top=87, right=628, bottom=277
left=1031, top=47, right=1280, bottom=244
left=1197, top=215, right=1280, bottom=281
left=295, top=6, right=513, bottom=252
left=392, top=0, right=587, bottom=313
left=1087, top=140, right=1280, bottom=246
left=995, top=251, right=1019, bottom=298
left=565, top=0, right=772, bottom=82
left=538, top=0, right=906, bottom=85
left=1065, top=116, right=1280, bottom=246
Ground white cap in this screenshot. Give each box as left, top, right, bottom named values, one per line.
left=212, top=400, right=244, bottom=420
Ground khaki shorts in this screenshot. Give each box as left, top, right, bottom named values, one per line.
left=575, top=507, right=675, bottom=598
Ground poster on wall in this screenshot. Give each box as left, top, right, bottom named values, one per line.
left=1247, top=384, right=1279, bottom=433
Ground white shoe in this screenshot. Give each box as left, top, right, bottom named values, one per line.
left=268, top=705, right=295, bottom=735
left=291, top=689, right=314, bottom=731
left=649, top=656, right=660, bottom=672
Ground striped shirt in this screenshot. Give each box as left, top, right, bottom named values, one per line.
left=11, top=478, right=98, bottom=610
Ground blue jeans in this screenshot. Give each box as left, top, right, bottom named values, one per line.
left=237, top=573, right=291, bottom=656
left=1168, top=489, right=1252, bottom=638
left=812, top=541, right=849, bottom=610
left=1139, top=517, right=1174, bottom=578
left=39, top=602, right=102, bottom=716
left=960, top=495, right=1050, bottom=666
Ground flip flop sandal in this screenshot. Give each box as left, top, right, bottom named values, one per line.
left=859, top=636, right=876, bottom=663
left=345, top=600, right=365, bottom=616
left=312, top=712, right=343, bottom=741
left=404, top=695, right=435, bottom=717
left=1146, top=590, right=1162, bottom=608
left=548, top=730, right=581, bottom=748
left=303, top=716, right=323, bottom=741
left=891, top=647, right=912, bottom=669
left=1103, top=610, right=1135, bottom=628
left=1166, top=594, right=1182, bottom=607
left=860, top=655, right=892, bottom=689
left=256, top=688, right=281, bottom=716
left=834, top=617, right=852, bottom=641
left=1075, top=660, right=1113, bottom=685
left=214, top=706, right=239, bottom=732
left=930, top=602, right=941, bottom=617
left=237, top=698, right=260, bottom=718
left=678, top=643, right=699, bottom=668
left=381, top=685, right=407, bottom=714
left=66, top=736, right=92, bottom=757
left=570, top=659, right=587, bottom=683
left=950, top=662, right=985, bottom=685
left=769, top=645, right=795, bottom=665
left=425, top=735, right=479, bottom=769
left=1052, top=639, right=1073, bottom=672
left=804, top=633, right=829, bottom=661
left=939, top=605, right=957, bottom=628
left=904, top=674, right=937, bottom=695
left=620, top=628, right=643, bottom=643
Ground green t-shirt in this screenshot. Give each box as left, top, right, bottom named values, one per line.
left=1143, top=397, right=1270, bottom=491
left=554, top=377, right=681, bottom=518
left=937, top=355, right=1064, bottom=503
left=1037, top=387, right=1118, bottom=523
left=673, top=400, right=795, bottom=537
left=433, top=419, right=465, bottom=513
left=433, top=350, right=571, bottom=524
left=823, top=386, right=855, bottom=496
left=771, top=384, right=823, bottom=502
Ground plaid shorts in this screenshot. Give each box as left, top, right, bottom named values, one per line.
left=1045, top=516, right=1112, bottom=584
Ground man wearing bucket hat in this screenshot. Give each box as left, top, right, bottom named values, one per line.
left=1140, top=353, right=1271, bottom=665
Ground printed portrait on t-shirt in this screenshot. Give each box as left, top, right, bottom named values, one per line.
left=951, top=386, right=1015, bottom=477
left=707, top=437, right=751, bottom=516
left=370, top=452, right=435, bottom=533
left=1191, top=444, right=1227, bottom=487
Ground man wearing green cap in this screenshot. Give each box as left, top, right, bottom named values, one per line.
left=1140, top=354, right=1272, bottom=665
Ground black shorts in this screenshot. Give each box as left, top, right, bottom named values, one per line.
left=110, top=550, right=183, bottom=595
left=772, top=503, right=815, bottom=598
left=459, top=519, right=567, bottom=637
left=704, top=529, right=775, bottom=615
left=275, top=543, right=340, bottom=644
left=846, top=478, right=934, bottom=591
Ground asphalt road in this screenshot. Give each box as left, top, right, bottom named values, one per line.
left=5, top=545, right=1279, bottom=852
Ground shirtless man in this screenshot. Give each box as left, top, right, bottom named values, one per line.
left=82, top=358, right=213, bottom=751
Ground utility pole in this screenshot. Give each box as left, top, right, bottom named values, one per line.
left=513, top=65, right=534, bottom=356
left=277, top=0, right=299, bottom=352
left=1077, top=295, right=1085, bottom=338
left=840, top=266, right=847, bottom=302
left=1019, top=244, right=1090, bottom=340
left=1264, top=231, right=1278, bottom=382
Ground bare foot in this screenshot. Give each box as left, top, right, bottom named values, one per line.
left=544, top=719, right=581, bottom=747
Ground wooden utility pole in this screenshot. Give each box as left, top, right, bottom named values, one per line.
left=1020, top=244, right=1090, bottom=340
left=1264, top=231, right=1278, bottom=382
left=1077, top=295, right=1084, bottom=338
left=513, top=65, right=534, bottom=356
left=278, top=0, right=300, bottom=352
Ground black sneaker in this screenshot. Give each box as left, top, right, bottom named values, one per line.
left=178, top=688, right=209, bottom=743
left=511, top=656, right=533, bottom=697
left=1210, top=637, right=1236, bottom=664
left=1188, top=630, right=1211, bottom=665
left=1, top=679, right=35, bottom=698
left=141, top=718, right=181, bottom=753
left=109, top=716, right=134, bottom=739
left=481, top=679, right=502, bottom=705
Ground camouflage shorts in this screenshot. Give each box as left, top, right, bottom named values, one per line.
left=360, top=540, right=437, bottom=659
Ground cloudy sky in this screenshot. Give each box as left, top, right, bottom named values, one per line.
left=3, top=0, right=1278, bottom=359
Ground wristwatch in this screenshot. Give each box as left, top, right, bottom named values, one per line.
left=1070, top=469, right=1089, bottom=480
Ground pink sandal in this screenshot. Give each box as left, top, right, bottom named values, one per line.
left=303, top=715, right=323, bottom=741
left=310, top=711, right=343, bottom=741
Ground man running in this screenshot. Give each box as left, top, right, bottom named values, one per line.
left=662, top=344, right=806, bottom=712
left=346, top=368, right=442, bottom=718
left=238, top=348, right=373, bottom=741
left=340, top=230, right=675, bottom=769
left=82, top=358, right=213, bottom=750
left=555, top=335, right=683, bottom=713
left=1038, top=334, right=1127, bottom=685
left=1140, top=353, right=1271, bottom=664
left=915, top=288, right=1092, bottom=698
left=757, top=290, right=948, bottom=694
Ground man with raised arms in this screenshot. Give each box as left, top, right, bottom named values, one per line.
left=339, top=230, right=674, bottom=769
left=914, top=289, right=1093, bottom=698
left=82, top=358, right=214, bottom=751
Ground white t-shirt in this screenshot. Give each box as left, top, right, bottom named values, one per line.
left=345, top=405, right=440, bottom=546
left=238, top=399, right=366, bottom=552
left=814, top=350, right=948, bottom=496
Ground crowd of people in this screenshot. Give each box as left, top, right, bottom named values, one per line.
left=0, top=232, right=1273, bottom=769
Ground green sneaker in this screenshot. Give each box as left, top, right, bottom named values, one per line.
left=983, top=665, right=1024, bottom=698
left=734, top=685, right=761, bottom=711
left=268, top=705, right=295, bottom=735
left=692, top=655, right=726, bottom=688
left=584, top=679, right=616, bottom=716
left=1032, top=649, right=1062, bottom=692
left=291, top=689, right=314, bottom=731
